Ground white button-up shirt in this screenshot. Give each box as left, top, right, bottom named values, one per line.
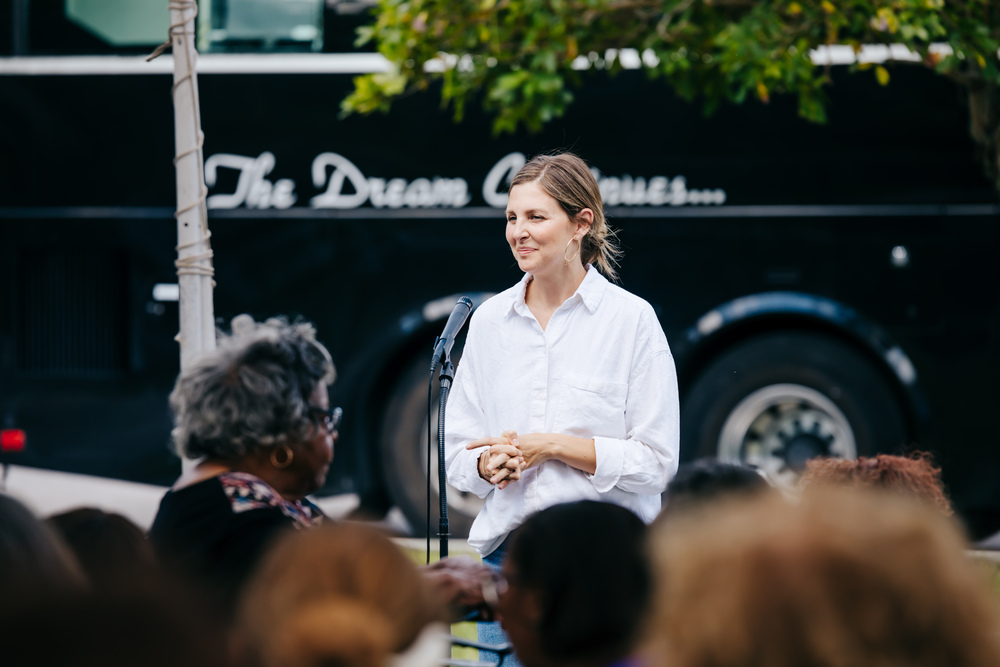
left=445, top=266, right=680, bottom=555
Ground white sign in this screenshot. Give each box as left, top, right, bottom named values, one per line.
left=204, top=151, right=726, bottom=210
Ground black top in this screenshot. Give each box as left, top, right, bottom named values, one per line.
left=149, top=472, right=324, bottom=616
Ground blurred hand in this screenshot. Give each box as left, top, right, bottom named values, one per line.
left=422, top=556, right=496, bottom=622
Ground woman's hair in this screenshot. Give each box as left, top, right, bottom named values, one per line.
left=47, top=508, right=157, bottom=591
left=507, top=501, right=651, bottom=665
left=237, top=523, right=442, bottom=667
left=0, top=494, right=87, bottom=607
left=646, top=488, right=1000, bottom=667
left=510, top=153, right=622, bottom=281
left=800, top=451, right=952, bottom=516
left=170, top=315, right=335, bottom=460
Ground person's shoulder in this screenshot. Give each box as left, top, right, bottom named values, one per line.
left=149, top=477, right=232, bottom=543
left=601, top=281, right=657, bottom=318
left=155, top=475, right=229, bottom=517
left=470, top=281, right=522, bottom=323
left=599, top=281, right=671, bottom=355
left=218, top=472, right=285, bottom=514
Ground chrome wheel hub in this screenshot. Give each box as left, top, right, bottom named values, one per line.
left=718, top=383, right=857, bottom=489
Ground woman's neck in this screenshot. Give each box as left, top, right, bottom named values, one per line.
left=174, top=455, right=302, bottom=501
left=526, top=262, right=587, bottom=313
left=172, top=459, right=231, bottom=490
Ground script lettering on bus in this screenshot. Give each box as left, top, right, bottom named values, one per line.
left=204, top=151, right=727, bottom=209
left=310, top=152, right=471, bottom=209
left=205, top=152, right=297, bottom=209
left=478, top=151, right=728, bottom=208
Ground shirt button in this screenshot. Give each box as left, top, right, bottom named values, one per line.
left=535, top=392, right=544, bottom=401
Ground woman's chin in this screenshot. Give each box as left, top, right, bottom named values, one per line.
left=515, top=255, right=544, bottom=274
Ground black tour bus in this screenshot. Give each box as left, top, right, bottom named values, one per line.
left=1, top=1, right=998, bottom=538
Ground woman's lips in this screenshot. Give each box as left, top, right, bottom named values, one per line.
left=517, top=247, right=535, bottom=255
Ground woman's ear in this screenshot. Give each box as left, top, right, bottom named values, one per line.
left=574, top=209, right=594, bottom=240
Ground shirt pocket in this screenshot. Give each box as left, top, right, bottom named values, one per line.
left=554, top=373, right=628, bottom=438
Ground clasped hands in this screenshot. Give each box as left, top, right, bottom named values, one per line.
left=467, top=430, right=543, bottom=490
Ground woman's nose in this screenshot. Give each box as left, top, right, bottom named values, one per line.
left=512, top=218, right=528, bottom=239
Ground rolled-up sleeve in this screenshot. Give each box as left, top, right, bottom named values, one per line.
left=589, top=349, right=679, bottom=494
left=444, top=325, right=495, bottom=498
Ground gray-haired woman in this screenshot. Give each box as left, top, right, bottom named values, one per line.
left=149, top=315, right=339, bottom=616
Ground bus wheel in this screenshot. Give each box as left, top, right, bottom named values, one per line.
left=379, top=354, right=482, bottom=539
left=680, top=331, right=908, bottom=490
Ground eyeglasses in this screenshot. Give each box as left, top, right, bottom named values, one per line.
left=309, top=406, right=342, bottom=434
left=480, top=570, right=510, bottom=611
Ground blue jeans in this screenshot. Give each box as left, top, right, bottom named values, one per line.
left=479, top=540, right=521, bottom=667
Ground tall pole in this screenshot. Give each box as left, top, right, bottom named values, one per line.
left=149, top=0, right=215, bottom=371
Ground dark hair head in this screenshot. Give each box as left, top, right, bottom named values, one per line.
left=0, top=494, right=86, bottom=608
left=0, top=587, right=227, bottom=667
left=659, top=459, right=771, bottom=521
left=510, top=153, right=621, bottom=280
left=506, top=501, right=650, bottom=665
left=170, top=315, right=336, bottom=460
left=48, top=508, right=157, bottom=591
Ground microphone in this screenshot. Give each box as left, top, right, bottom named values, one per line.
left=430, top=296, right=474, bottom=372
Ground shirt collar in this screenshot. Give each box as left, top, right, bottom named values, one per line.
left=506, top=264, right=608, bottom=320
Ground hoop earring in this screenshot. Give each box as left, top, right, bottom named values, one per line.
left=564, top=237, right=581, bottom=264
left=270, top=444, right=294, bottom=469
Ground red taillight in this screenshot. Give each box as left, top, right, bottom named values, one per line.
left=0, top=429, right=26, bottom=452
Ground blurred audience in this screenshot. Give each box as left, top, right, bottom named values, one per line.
left=646, top=487, right=1000, bottom=667
left=800, top=451, right=952, bottom=516
left=657, top=458, right=772, bottom=523
left=48, top=507, right=158, bottom=591
left=0, top=584, right=227, bottom=667
left=149, top=315, right=337, bottom=616
left=236, top=522, right=446, bottom=667
left=497, top=501, right=652, bottom=667
left=0, top=493, right=86, bottom=608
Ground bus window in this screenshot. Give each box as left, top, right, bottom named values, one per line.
left=27, top=0, right=168, bottom=55
left=201, top=0, right=323, bottom=53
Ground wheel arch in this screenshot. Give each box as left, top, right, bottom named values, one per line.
left=346, top=292, right=494, bottom=507
left=677, top=292, right=931, bottom=448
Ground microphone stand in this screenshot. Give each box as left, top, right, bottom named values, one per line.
left=436, top=354, right=455, bottom=558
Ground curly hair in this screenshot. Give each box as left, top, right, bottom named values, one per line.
left=647, top=488, right=1000, bottom=667
left=800, top=452, right=952, bottom=516
left=169, top=315, right=336, bottom=461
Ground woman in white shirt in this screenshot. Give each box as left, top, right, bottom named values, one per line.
left=445, top=150, right=678, bottom=578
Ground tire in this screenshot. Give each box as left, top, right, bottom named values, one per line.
left=380, top=352, right=483, bottom=538
left=681, top=331, right=908, bottom=489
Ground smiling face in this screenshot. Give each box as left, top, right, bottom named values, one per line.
left=506, top=181, right=591, bottom=280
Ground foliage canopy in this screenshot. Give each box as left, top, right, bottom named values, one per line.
left=343, top=0, right=1000, bottom=191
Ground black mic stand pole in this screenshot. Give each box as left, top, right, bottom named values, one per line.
left=436, top=353, right=455, bottom=559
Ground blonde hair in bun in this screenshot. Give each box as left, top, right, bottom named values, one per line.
left=237, top=524, right=444, bottom=667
